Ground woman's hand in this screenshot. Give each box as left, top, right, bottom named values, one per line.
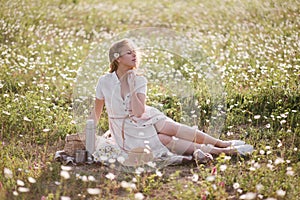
left=127, top=70, right=136, bottom=92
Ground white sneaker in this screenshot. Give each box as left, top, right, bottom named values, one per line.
left=235, top=144, right=254, bottom=156
left=229, top=140, right=245, bottom=146
left=193, top=149, right=213, bottom=163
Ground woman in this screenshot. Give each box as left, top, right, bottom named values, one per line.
left=92, top=38, right=253, bottom=167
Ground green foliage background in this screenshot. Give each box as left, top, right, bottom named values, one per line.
left=0, top=0, right=299, bottom=199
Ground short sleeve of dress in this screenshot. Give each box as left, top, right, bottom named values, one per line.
left=135, top=76, right=147, bottom=95
left=95, top=76, right=104, bottom=100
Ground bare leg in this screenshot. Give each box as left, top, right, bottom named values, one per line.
left=157, top=134, right=238, bottom=155
left=158, top=133, right=197, bottom=155
left=155, top=120, right=231, bottom=148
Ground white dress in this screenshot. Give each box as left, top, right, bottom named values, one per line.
left=93, top=71, right=191, bottom=168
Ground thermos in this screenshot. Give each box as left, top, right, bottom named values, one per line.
left=85, top=119, right=95, bottom=159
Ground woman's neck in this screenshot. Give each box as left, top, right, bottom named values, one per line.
left=116, top=69, right=128, bottom=80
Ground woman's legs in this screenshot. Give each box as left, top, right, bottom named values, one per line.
left=155, top=119, right=231, bottom=148
left=157, top=134, right=238, bottom=155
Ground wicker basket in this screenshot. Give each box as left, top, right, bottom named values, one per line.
left=64, top=134, right=86, bottom=157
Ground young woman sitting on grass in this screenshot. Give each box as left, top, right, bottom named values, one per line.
left=92, top=38, right=253, bottom=166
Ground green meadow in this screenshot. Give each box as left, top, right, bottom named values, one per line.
left=0, top=0, right=299, bottom=199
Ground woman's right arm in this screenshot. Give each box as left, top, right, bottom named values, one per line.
left=93, top=98, right=105, bottom=124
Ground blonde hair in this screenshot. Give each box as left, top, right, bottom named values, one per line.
left=108, top=38, right=135, bottom=73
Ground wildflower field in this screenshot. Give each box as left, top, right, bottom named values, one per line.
left=0, top=0, right=299, bottom=199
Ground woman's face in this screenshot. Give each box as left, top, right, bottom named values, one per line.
left=117, top=44, right=138, bottom=70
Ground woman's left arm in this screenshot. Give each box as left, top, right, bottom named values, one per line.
left=131, top=92, right=146, bottom=117
left=127, top=72, right=146, bottom=117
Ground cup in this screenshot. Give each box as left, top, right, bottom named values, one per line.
left=75, top=150, right=86, bottom=163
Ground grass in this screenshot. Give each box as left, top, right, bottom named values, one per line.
left=0, top=0, right=299, bottom=199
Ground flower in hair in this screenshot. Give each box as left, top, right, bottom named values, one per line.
left=114, top=53, right=120, bottom=59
